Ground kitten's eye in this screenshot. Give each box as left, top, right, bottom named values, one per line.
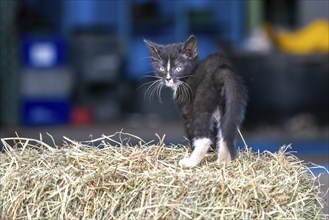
left=159, top=67, right=165, bottom=72
left=175, top=67, right=182, bottom=72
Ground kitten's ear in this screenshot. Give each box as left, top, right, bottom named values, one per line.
left=144, top=39, right=161, bottom=61
left=181, top=35, right=198, bottom=59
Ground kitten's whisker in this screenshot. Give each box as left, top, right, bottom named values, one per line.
left=157, top=82, right=164, bottom=103
left=148, top=80, right=162, bottom=103
left=177, top=85, right=184, bottom=103
left=150, top=83, right=158, bottom=103
left=185, top=83, right=193, bottom=101
left=183, top=82, right=193, bottom=95
left=180, top=85, right=187, bottom=103
left=137, top=80, right=159, bottom=91
left=147, top=85, right=157, bottom=103
left=149, top=81, right=161, bottom=103
left=179, top=85, right=185, bottom=102
left=177, top=86, right=182, bottom=102
left=147, top=86, right=153, bottom=103
left=144, top=80, right=161, bottom=102
left=177, top=82, right=192, bottom=102
left=139, top=75, right=161, bottom=79
left=182, top=84, right=189, bottom=101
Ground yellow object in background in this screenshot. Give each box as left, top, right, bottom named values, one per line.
left=269, top=20, right=329, bottom=54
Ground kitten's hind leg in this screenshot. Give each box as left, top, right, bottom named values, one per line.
left=179, top=137, right=212, bottom=168
left=217, top=138, right=233, bottom=163
left=213, top=120, right=232, bottom=163
left=217, top=131, right=237, bottom=163
left=209, top=122, right=218, bottom=152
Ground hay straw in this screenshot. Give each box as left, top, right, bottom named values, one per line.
left=0, top=132, right=328, bottom=219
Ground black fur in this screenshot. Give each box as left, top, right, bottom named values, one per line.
left=144, top=35, right=247, bottom=160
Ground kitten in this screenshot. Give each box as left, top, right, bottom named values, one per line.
left=144, top=35, right=247, bottom=168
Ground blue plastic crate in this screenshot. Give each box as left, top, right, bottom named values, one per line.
left=21, top=35, right=66, bottom=68
left=22, top=98, right=71, bottom=126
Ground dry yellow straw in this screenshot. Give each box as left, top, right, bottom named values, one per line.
left=0, top=132, right=328, bottom=219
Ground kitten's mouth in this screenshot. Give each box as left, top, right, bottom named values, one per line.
left=165, top=79, right=175, bottom=87
left=165, top=79, right=181, bottom=89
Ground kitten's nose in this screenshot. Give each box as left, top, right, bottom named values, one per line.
left=165, top=77, right=171, bottom=82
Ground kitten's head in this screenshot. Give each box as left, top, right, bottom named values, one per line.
left=144, top=35, right=198, bottom=89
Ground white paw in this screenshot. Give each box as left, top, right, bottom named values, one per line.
left=179, top=157, right=200, bottom=168
left=217, top=142, right=232, bottom=163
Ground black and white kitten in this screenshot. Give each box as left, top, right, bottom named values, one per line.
left=144, top=35, right=247, bottom=168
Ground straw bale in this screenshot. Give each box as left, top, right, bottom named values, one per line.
left=0, top=133, right=327, bottom=219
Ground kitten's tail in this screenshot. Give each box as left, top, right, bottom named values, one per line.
left=222, top=72, right=248, bottom=142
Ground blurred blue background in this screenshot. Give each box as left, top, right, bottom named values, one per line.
left=0, top=0, right=328, bottom=173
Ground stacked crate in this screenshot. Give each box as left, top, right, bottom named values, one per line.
left=70, top=33, right=123, bottom=122
left=21, top=35, right=73, bottom=125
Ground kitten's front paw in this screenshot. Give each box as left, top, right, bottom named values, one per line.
left=179, top=157, right=199, bottom=168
